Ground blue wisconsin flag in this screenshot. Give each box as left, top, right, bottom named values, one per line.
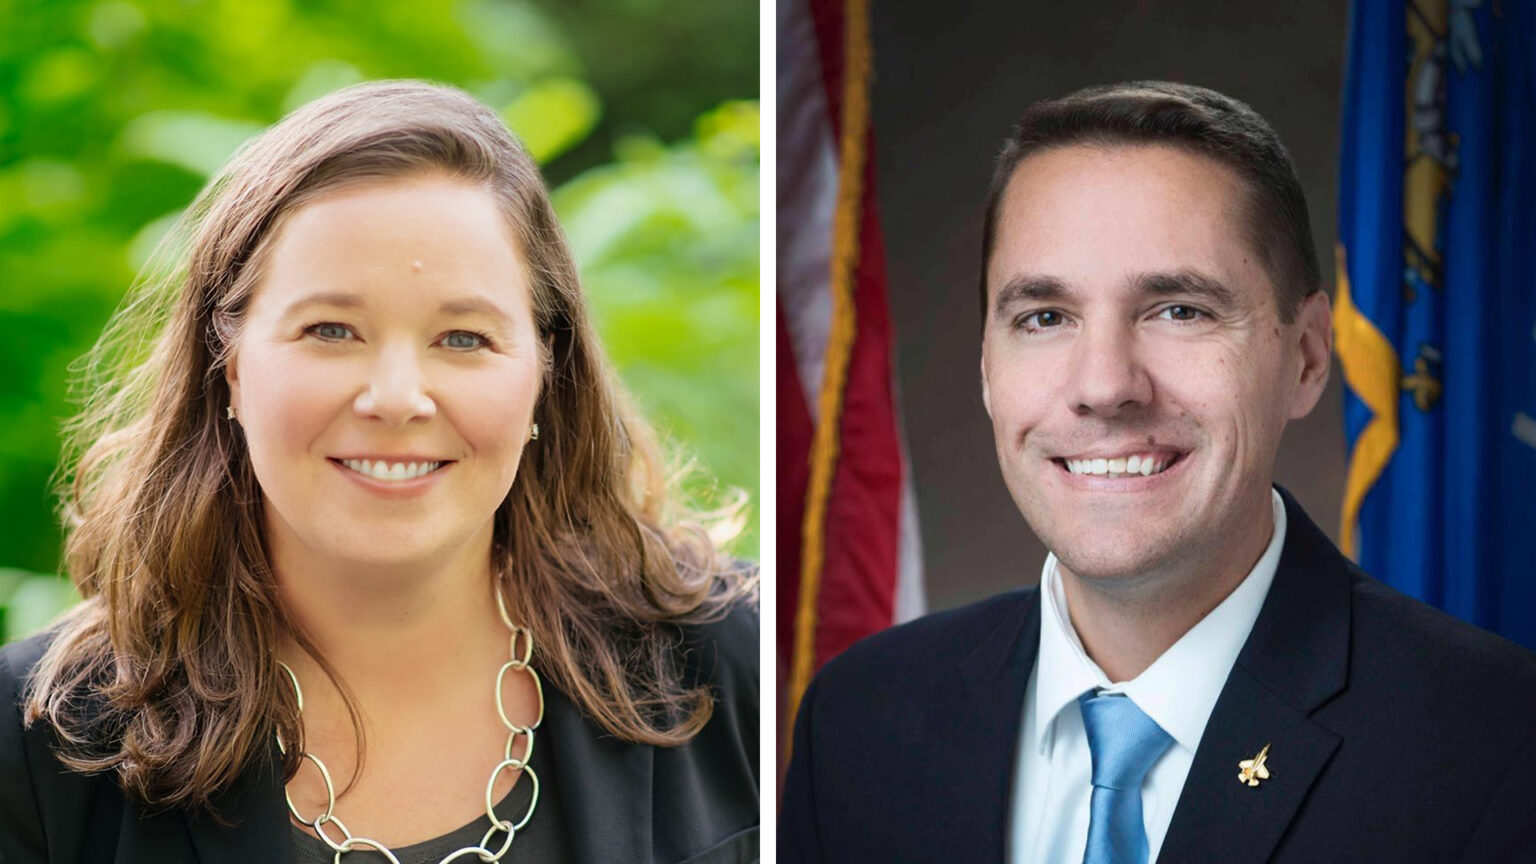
left=1337, top=0, right=1536, bottom=650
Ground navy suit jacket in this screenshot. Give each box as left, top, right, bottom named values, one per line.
left=0, top=604, right=759, bottom=864
left=781, top=490, right=1536, bottom=862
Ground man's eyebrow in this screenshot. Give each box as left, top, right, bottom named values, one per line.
left=1131, top=269, right=1239, bottom=308
left=992, top=275, right=1070, bottom=318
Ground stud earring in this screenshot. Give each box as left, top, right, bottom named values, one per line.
left=530, top=423, right=539, bottom=441
left=226, top=405, right=237, bottom=420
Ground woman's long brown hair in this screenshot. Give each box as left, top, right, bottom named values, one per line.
left=23, top=80, right=755, bottom=813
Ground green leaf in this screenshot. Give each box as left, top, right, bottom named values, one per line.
left=0, top=570, right=77, bottom=643
left=117, top=111, right=265, bottom=178
left=502, top=78, right=603, bottom=165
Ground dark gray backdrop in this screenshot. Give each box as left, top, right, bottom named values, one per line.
left=872, top=0, right=1351, bottom=610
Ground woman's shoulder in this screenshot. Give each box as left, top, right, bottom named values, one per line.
left=1, top=629, right=78, bottom=860
left=650, top=583, right=759, bottom=862
left=675, top=588, right=759, bottom=701
left=2, top=627, right=55, bottom=683
left=2, top=628, right=57, bottom=744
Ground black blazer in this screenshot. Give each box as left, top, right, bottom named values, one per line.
left=0, top=604, right=759, bottom=864
left=781, top=489, right=1536, bottom=862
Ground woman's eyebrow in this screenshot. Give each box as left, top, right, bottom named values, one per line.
left=437, top=297, right=513, bottom=321
left=281, top=291, right=366, bottom=317
left=278, top=293, right=512, bottom=322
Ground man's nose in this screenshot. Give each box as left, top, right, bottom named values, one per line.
left=1064, top=323, right=1153, bottom=417
left=353, top=344, right=436, bottom=426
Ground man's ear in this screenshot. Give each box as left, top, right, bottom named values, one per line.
left=980, top=350, right=993, bottom=419
left=1288, top=290, right=1333, bottom=420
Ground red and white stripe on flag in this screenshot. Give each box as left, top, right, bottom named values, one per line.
left=776, top=0, right=924, bottom=765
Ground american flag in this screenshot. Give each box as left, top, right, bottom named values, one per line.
left=776, top=0, right=924, bottom=768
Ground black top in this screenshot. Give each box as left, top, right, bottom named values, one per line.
left=0, top=603, right=758, bottom=864
left=288, top=717, right=568, bottom=864
left=781, top=488, right=1536, bottom=863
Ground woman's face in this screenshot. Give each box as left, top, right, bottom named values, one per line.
left=227, top=173, right=543, bottom=570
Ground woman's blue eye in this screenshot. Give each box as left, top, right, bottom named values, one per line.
left=443, top=330, right=488, bottom=350
left=310, top=323, right=353, bottom=341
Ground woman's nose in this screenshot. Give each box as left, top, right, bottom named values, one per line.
left=352, top=346, right=436, bottom=426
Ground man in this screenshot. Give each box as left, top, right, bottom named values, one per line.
left=779, top=82, right=1536, bottom=863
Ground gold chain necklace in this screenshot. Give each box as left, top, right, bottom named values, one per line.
left=276, top=585, right=545, bottom=863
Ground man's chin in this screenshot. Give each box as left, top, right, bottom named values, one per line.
left=1057, top=551, right=1164, bottom=583
left=1042, top=522, right=1188, bottom=585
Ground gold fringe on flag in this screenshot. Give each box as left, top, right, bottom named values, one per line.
left=784, top=0, right=875, bottom=764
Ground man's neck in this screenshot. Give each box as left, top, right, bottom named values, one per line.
left=1058, top=495, right=1276, bottom=683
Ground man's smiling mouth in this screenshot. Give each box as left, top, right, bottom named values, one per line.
left=1052, top=450, right=1186, bottom=478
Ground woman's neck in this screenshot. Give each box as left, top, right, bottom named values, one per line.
left=270, top=521, right=510, bottom=706
left=268, top=522, right=538, bottom=840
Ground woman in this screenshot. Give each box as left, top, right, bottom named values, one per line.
left=0, top=81, right=758, bottom=864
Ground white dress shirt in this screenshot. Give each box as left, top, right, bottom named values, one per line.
left=1007, top=489, right=1286, bottom=864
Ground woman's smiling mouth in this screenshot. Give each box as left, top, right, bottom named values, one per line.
left=328, top=457, right=454, bottom=482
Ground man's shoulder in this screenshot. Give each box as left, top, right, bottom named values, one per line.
left=815, top=588, right=1037, bottom=693
left=1317, top=561, right=1536, bottom=803
left=1346, top=568, right=1536, bottom=689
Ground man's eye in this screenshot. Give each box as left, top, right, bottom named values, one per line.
left=307, top=323, right=355, bottom=341
left=1158, top=305, right=1206, bottom=322
left=442, top=330, right=489, bottom=350
left=1019, top=310, right=1066, bottom=330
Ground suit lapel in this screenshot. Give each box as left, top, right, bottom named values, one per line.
left=545, top=685, right=654, bottom=864
left=1159, top=489, right=1350, bottom=863
left=183, top=736, right=293, bottom=864
left=1157, top=664, right=1340, bottom=863
left=938, top=589, right=1040, bottom=863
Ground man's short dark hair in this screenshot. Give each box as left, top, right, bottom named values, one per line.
left=979, top=81, right=1321, bottom=324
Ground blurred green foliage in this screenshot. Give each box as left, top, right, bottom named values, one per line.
left=0, top=0, right=759, bottom=642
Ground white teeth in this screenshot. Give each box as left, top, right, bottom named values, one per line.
left=1063, top=453, right=1176, bottom=478
left=341, top=459, right=443, bottom=481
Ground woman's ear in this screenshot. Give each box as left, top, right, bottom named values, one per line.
left=225, top=354, right=242, bottom=420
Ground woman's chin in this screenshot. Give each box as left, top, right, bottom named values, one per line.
left=288, top=523, right=482, bottom=576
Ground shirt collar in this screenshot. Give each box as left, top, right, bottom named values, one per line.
left=1029, top=488, right=1287, bottom=755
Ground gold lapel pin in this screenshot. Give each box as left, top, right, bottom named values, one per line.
left=1238, top=743, right=1272, bottom=787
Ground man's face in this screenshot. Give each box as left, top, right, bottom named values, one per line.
left=981, top=144, right=1329, bottom=585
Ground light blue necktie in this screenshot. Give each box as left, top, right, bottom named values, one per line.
left=1079, top=691, right=1174, bottom=864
